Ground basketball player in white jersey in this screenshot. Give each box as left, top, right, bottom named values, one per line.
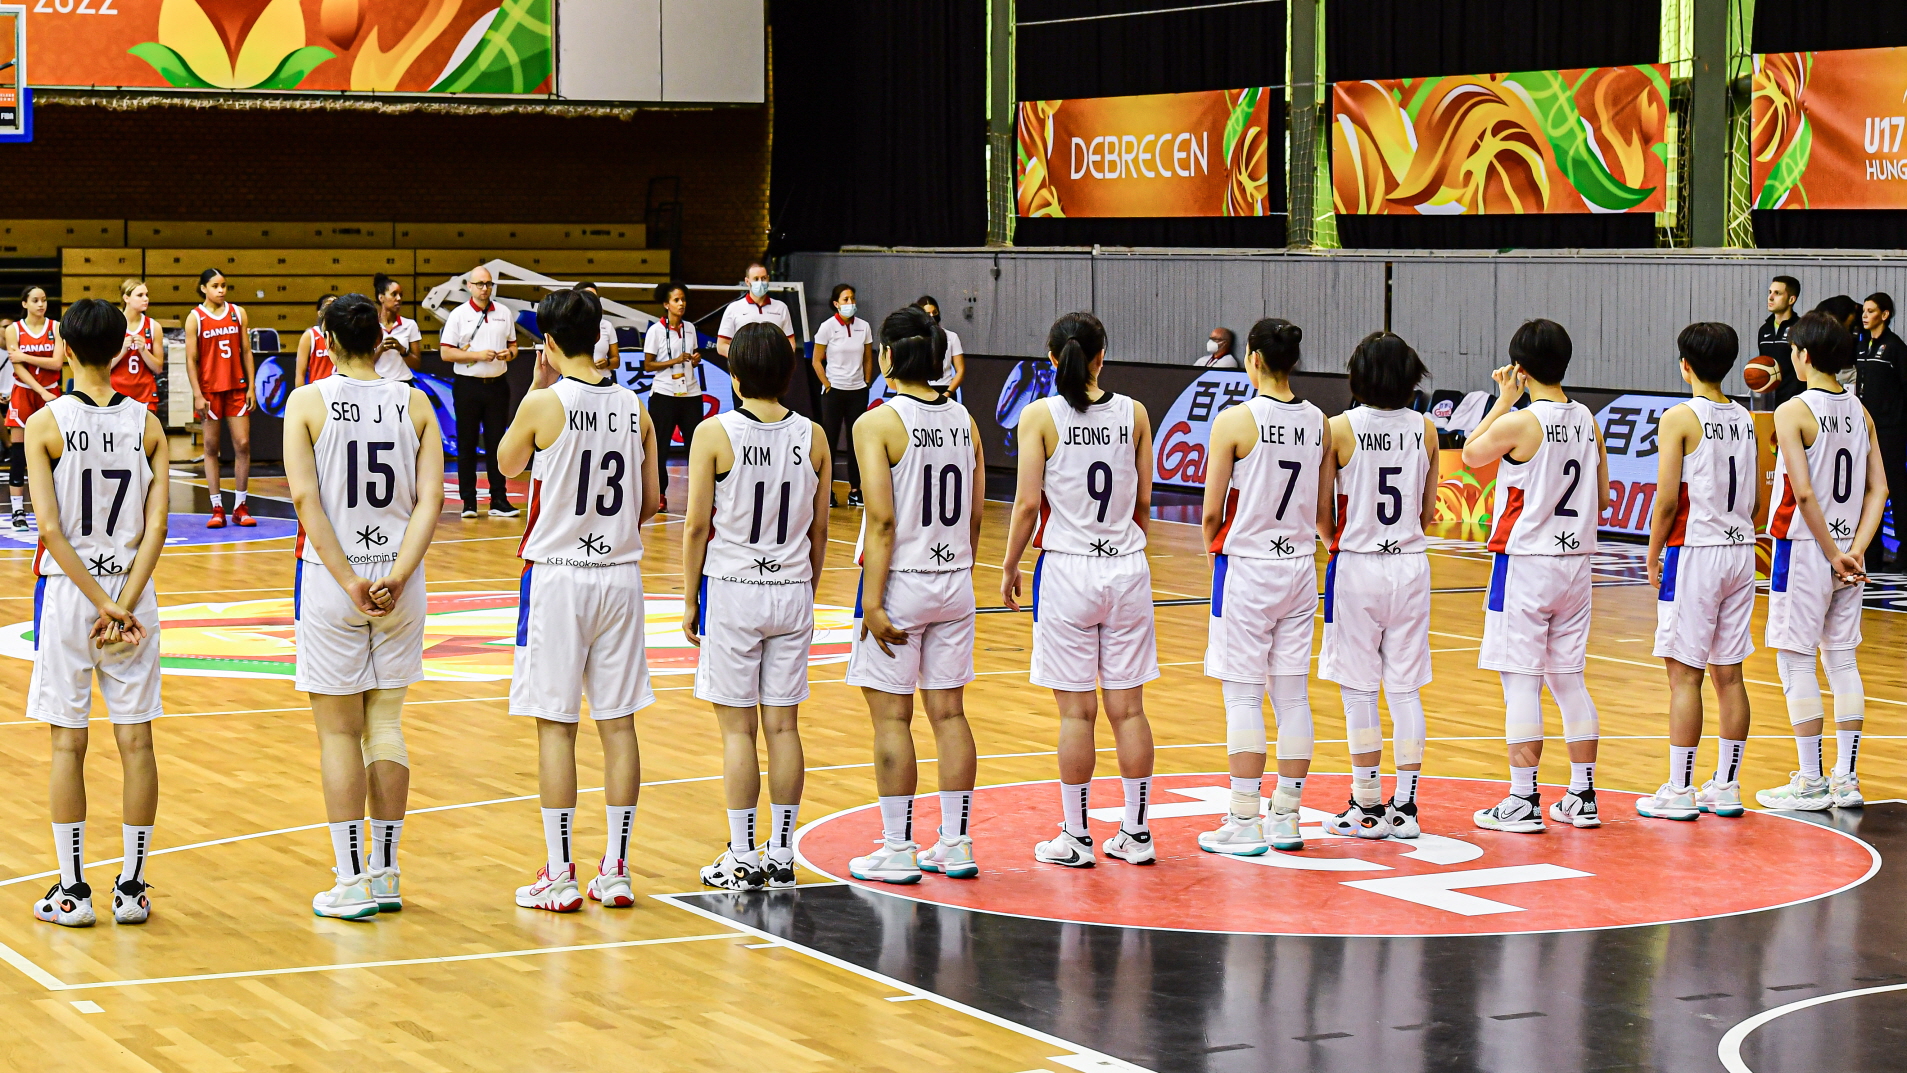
left=1753, top=312, right=1887, bottom=811
left=22, top=299, right=170, bottom=927
left=1001, top=312, right=1160, bottom=868
left=283, top=294, right=445, bottom=919
left=1196, top=319, right=1333, bottom=856
left=683, top=322, right=829, bottom=891
left=498, top=289, right=661, bottom=911
left=1639, top=323, right=1762, bottom=820
left=844, top=306, right=986, bottom=884
left=1318, top=332, right=1439, bottom=840
left=1461, top=320, right=1609, bottom=833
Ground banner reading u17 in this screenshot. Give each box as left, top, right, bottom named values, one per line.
left=1333, top=65, right=1670, bottom=215
left=1017, top=88, right=1272, bottom=218
left=1752, top=48, right=1907, bottom=210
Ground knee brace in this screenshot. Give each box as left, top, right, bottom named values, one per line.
left=360, top=687, right=410, bottom=767
left=1269, top=674, right=1314, bottom=761
left=1776, top=649, right=1826, bottom=726
left=1823, top=647, right=1865, bottom=722
left=1342, top=687, right=1382, bottom=754
left=1222, top=679, right=1267, bottom=755
left=1545, top=671, right=1600, bottom=743
left=1502, top=672, right=1545, bottom=745
left=1384, top=685, right=1425, bottom=766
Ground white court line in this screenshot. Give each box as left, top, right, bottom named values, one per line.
left=1719, top=982, right=1907, bottom=1073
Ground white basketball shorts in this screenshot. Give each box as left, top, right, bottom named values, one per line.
left=846, top=569, right=977, bottom=695
left=511, top=561, right=656, bottom=722
left=26, top=574, right=163, bottom=729
left=1765, top=538, right=1863, bottom=653
left=1029, top=551, right=1160, bottom=693
left=1654, top=543, right=1757, bottom=668
left=293, top=559, right=427, bottom=695
left=1478, top=553, right=1593, bottom=675
left=1205, top=554, right=1317, bottom=683
left=693, top=577, right=814, bottom=707
left=1318, top=551, right=1432, bottom=692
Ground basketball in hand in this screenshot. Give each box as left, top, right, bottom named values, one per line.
left=1743, top=354, right=1781, bottom=393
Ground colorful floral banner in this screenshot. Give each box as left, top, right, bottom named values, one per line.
left=1752, top=48, right=1907, bottom=210
left=1332, top=65, right=1670, bottom=215
left=1017, top=88, right=1271, bottom=218
left=27, top=0, right=551, bottom=94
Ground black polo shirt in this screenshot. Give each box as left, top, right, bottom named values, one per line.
left=1854, top=326, right=1907, bottom=429
left=1757, top=311, right=1802, bottom=406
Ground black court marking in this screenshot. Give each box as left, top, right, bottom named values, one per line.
left=682, top=804, right=1906, bottom=1073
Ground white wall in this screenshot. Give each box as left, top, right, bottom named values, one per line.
left=554, top=0, right=763, bottom=104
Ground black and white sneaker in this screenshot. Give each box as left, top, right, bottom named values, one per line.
left=489, top=505, right=521, bottom=519
left=1326, top=799, right=1392, bottom=840
left=1103, top=828, right=1156, bottom=865
left=1474, top=792, right=1545, bottom=833
left=1549, top=788, right=1600, bottom=828
left=846, top=489, right=864, bottom=507
left=34, top=881, right=95, bottom=927
left=1387, top=800, right=1421, bottom=839
left=111, top=874, right=151, bottom=924
left=1033, top=825, right=1095, bottom=867
left=700, top=848, right=766, bottom=891
left=10, top=508, right=27, bottom=531
left=762, top=852, right=797, bottom=889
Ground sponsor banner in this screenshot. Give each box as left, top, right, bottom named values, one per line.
left=28, top=0, right=551, bottom=95
left=1017, top=88, right=1273, bottom=218
left=1592, top=393, right=1778, bottom=541
left=1753, top=48, right=1907, bottom=210
left=1333, top=65, right=1670, bottom=215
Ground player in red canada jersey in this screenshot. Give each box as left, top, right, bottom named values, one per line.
left=183, top=269, right=256, bottom=528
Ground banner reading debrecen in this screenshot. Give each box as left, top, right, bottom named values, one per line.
left=28, top=0, right=551, bottom=94
left=1016, top=88, right=1272, bottom=218
left=1752, top=48, right=1907, bottom=210
left=1332, top=65, right=1670, bottom=215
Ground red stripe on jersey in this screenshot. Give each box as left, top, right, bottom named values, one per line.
left=1665, top=483, right=1692, bottom=547
left=1486, top=487, right=1525, bottom=553
left=32, top=541, right=46, bottom=576
left=1329, top=492, right=1347, bottom=553
left=1209, top=487, right=1240, bottom=554
left=1033, top=494, right=1051, bottom=550
left=517, top=479, right=543, bottom=559
left=1769, top=480, right=1798, bottom=539
left=294, top=524, right=306, bottom=559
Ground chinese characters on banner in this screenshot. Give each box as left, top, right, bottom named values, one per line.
left=1595, top=394, right=1677, bottom=536
left=1154, top=372, right=1257, bottom=485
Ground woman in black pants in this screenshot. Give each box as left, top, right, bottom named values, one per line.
left=643, top=282, right=703, bottom=512
left=811, top=283, right=875, bottom=506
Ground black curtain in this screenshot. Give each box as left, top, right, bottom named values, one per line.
left=1326, top=0, right=1660, bottom=249
left=1013, top=0, right=1286, bottom=248
left=1752, top=4, right=1907, bottom=249
left=769, top=1, right=986, bottom=253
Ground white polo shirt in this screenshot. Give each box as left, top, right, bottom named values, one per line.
left=717, top=294, right=795, bottom=342
left=813, top=314, right=871, bottom=390
left=376, top=315, right=422, bottom=380
left=594, top=318, right=616, bottom=365
left=440, top=300, right=515, bottom=378
left=933, top=326, right=965, bottom=387
left=643, top=318, right=700, bottom=397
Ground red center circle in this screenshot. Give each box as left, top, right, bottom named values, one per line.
left=794, top=773, right=1877, bottom=937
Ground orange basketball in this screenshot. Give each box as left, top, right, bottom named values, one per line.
left=1743, top=353, right=1781, bottom=393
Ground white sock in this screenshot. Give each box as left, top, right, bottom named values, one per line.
left=1229, top=775, right=1261, bottom=818
left=1569, top=762, right=1594, bottom=793
left=938, top=790, right=972, bottom=838
left=368, top=817, right=402, bottom=872
left=1121, top=776, right=1152, bottom=832
left=210, top=491, right=224, bottom=509
left=1797, top=735, right=1823, bottom=780
left=9, top=492, right=22, bottom=513
left=877, top=796, right=914, bottom=846
left=541, top=807, right=574, bottom=874
left=605, top=804, right=635, bottom=863
left=1394, top=770, right=1420, bottom=806
left=1061, top=781, right=1090, bottom=838
left=235, top=491, right=247, bottom=507
left=1275, top=773, right=1306, bottom=798
left=1670, top=745, right=1697, bottom=790
left=53, top=821, right=85, bottom=889
left=1510, top=765, right=1538, bottom=798
left=1835, top=729, right=1862, bottom=778
left=1715, top=738, right=1746, bottom=785
left=726, top=808, right=757, bottom=858
left=1352, top=764, right=1379, bottom=784
left=768, top=803, right=798, bottom=860
left=327, top=819, right=364, bottom=880
left=122, top=824, right=153, bottom=885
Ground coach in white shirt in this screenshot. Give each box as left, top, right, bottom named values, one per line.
left=917, top=295, right=965, bottom=393
left=812, top=283, right=874, bottom=505
left=439, top=266, right=520, bottom=518
left=716, top=262, right=796, bottom=358
left=643, top=282, right=702, bottom=512
left=577, top=282, right=619, bottom=371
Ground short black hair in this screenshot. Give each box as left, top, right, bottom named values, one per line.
left=575, top=281, right=598, bottom=292
left=830, top=283, right=855, bottom=304
left=1246, top=318, right=1301, bottom=374
left=1677, top=322, right=1738, bottom=384
left=1347, top=331, right=1427, bottom=409
left=314, top=294, right=336, bottom=312
left=915, top=294, right=940, bottom=310
left=61, top=298, right=127, bottom=368
left=1813, top=294, right=1860, bottom=327
left=1508, top=319, right=1573, bottom=385
left=374, top=272, right=399, bottom=299
left=1773, top=275, right=1801, bottom=299
left=1866, top=291, right=1894, bottom=318
left=1791, top=310, right=1853, bottom=375
left=323, top=293, right=381, bottom=356
left=654, top=281, right=687, bottom=304
left=540, top=288, right=601, bottom=359
left=197, top=268, right=224, bottom=297
left=729, top=322, right=795, bottom=399
left=881, top=305, right=942, bottom=383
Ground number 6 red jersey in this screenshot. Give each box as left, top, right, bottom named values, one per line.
left=518, top=377, right=647, bottom=567
left=1484, top=400, right=1597, bottom=556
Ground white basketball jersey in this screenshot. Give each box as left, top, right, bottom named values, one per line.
left=1770, top=387, right=1870, bottom=547
left=297, top=376, right=420, bottom=571
left=34, top=394, right=152, bottom=578
left=1332, top=406, right=1428, bottom=555
left=1668, top=397, right=1757, bottom=548
left=704, top=409, right=818, bottom=584
left=519, top=377, right=646, bottom=566
left=1212, top=395, right=1325, bottom=559
left=1484, top=399, right=1598, bottom=556
left=855, top=394, right=977, bottom=572
left=1035, top=394, right=1146, bottom=557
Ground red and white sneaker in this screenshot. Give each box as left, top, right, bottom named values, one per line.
left=232, top=503, right=257, bottom=527
left=206, top=505, right=227, bottom=529
left=515, top=864, right=582, bottom=912
left=587, top=858, right=634, bottom=907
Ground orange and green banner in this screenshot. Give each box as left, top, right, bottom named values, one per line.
left=1332, top=65, right=1670, bottom=215
left=27, top=0, right=551, bottom=94
left=1017, top=88, right=1272, bottom=218
left=1753, top=48, right=1907, bottom=210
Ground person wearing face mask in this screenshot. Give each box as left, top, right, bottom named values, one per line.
left=717, top=263, right=796, bottom=360
left=1197, top=327, right=1241, bottom=369
left=1854, top=292, right=1905, bottom=569
left=917, top=295, right=965, bottom=395
left=812, top=284, right=874, bottom=507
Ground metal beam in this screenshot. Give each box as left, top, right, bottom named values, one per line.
left=1689, top=0, right=1728, bottom=247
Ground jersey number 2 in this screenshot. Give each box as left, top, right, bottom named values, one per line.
left=1554, top=459, right=1582, bottom=517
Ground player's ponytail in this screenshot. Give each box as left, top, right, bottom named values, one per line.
left=323, top=293, right=382, bottom=358
left=1247, top=317, right=1303, bottom=375
left=1048, top=311, right=1106, bottom=412
left=881, top=305, right=942, bottom=384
